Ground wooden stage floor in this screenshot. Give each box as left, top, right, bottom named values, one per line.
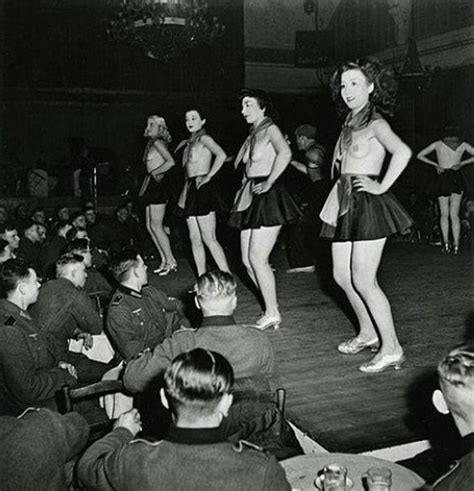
left=149, top=240, right=472, bottom=453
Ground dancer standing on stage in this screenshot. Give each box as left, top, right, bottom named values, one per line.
left=229, top=89, right=302, bottom=330
left=139, top=115, right=178, bottom=276
left=417, top=125, right=474, bottom=255
left=320, top=59, right=413, bottom=372
left=177, top=109, right=230, bottom=277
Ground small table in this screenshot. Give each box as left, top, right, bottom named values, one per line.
left=281, top=453, right=425, bottom=491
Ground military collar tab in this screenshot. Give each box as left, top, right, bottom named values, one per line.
left=118, top=284, right=142, bottom=298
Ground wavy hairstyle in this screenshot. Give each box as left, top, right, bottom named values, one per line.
left=329, top=58, right=398, bottom=118
left=148, top=115, right=172, bottom=144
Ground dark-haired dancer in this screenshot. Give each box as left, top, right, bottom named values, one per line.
left=417, top=126, right=474, bottom=255
left=177, top=109, right=230, bottom=277
left=320, top=59, right=413, bottom=372
left=139, top=115, right=177, bottom=276
left=229, top=90, right=301, bottom=330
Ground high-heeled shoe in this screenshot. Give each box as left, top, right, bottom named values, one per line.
left=337, top=337, right=380, bottom=355
left=359, top=351, right=405, bottom=373
left=255, top=313, right=281, bottom=331
left=452, top=245, right=460, bottom=255
left=153, top=263, right=167, bottom=274
left=158, top=263, right=178, bottom=276
left=441, top=243, right=451, bottom=254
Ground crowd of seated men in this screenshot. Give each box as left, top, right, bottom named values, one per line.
left=0, top=202, right=472, bottom=489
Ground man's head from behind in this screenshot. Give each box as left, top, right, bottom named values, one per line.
left=62, top=238, right=92, bottom=268
left=433, top=344, right=474, bottom=436
left=161, top=348, right=234, bottom=427
left=109, top=248, right=147, bottom=288
left=56, top=253, right=87, bottom=288
left=194, top=270, right=237, bottom=316
left=0, top=259, right=41, bottom=307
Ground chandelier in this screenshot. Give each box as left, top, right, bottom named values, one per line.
left=106, top=0, right=225, bottom=62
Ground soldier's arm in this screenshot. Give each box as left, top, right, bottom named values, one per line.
left=71, top=290, right=103, bottom=335
left=106, top=306, right=146, bottom=361
left=77, top=427, right=133, bottom=490
left=0, top=328, right=77, bottom=404
left=123, top=331, right=194, bottom=392
left=150, top=288, right=191, bottom=328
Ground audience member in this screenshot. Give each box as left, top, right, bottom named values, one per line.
left=31, top=207, right=47, bottom=226
left=124, top=269, right=275, bottom=393
left=37, top=222, right=47, bottom=243
left=14, top=203, right=30, bottom=231
left=0, top=222, right=20, bottom=253
left=16, top=220, right=42, bottom=271
left=107, top=248, right=188, bottom=361
left=62, top=238, right=113, bottom=302
left=0, top=205, right=8, bottom=226
left=0, top=239, right=15, bottom=264
left=71, top=210, right=87, bottom=232
left=431, top=344, right=474, bottom=490
left=0, top=259, right=78, bottom=414
left=31, top=253, right=109, bottom=382
left=0, top=407, right=89, bottom=491
left=77, top=349, right=290, bottom=490
left=38, top=221, right=72, bottom=279
left=108, top=204, right=141, bottom=254
left=84, top=206, right=110, bottom=253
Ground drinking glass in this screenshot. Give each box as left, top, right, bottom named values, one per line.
left=323, top=463, right=347, bottom=491
left=367, top=467, right=392, bottom=490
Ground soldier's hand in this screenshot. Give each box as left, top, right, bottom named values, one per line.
left=77, top=332, right=94, bottom=350
left=58, top=361, right=78, bottom=379
left=114, top=408, right=142, bottom=436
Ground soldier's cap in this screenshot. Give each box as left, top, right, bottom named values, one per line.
left=295, top=124, right=317, bottom=140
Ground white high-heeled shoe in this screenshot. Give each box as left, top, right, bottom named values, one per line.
left=359, top=351, right=405, bottom=373
left=255, top=313, right=281, bottom=331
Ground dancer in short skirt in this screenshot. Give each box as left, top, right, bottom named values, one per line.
left=138, top=115, right=178, bottom=275
left=176, top=108, right=230, bottom=277
left=320, top=58, right=413, bottom=373
left=229, top=89, right=302, bottom=330
left=417, top=125, right=474, bottom=255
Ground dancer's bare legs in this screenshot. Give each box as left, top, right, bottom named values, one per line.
left=197, top=212, right=230, bottom=273
left=449, top=192, right=463, bottom=250
left=187, top=216, right=207, bottom=276
left=438, top=196, right=450, bottom=247
left=332, top=241, right=377, bottom=342
left=351, top=238, right=403, bottom=359
left=147, top=204, right=176, bottom=268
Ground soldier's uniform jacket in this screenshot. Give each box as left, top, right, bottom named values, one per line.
left=124, top=315, right=275, bottom=393
left=106, top=284, right=187, bottom=361
left=0, top=299, right=77, bottom=415
left=30, top=276, right=103, bottom=355
left=432, top=433, right=474, bottom=490
left=77, top=425, right=291, bottom=490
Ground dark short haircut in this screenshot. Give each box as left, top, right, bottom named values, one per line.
left=295, top=124, right=317, bottom=140
left=56, top=253, right=84, bottom=277
left=0, top=259, right=33, bottom=297
left=0, top=222, right=18, bottom=235
left=164, top=348, right=234, bottom=417
left=62, top=238, right=90, bottom=256
left=109, top=248, right=140, bottom=281
left=240, top=88, right=273, bottom=115
left=186, top=107, right=207, bottom=120
left=21, top=220, right=38, bottom=234
left=66, top=226, right=87, bottom=242
left=194, top=270, right=237, bottom=301
left=71, top=211, right=86, bottom=222
left=0, top=239, right=9, bottom=254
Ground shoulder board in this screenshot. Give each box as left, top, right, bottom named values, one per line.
left=111, top=294, right=123, bottom=306
left=232, top=439, right=264, bottom=453
left=174, top=326, right=197, bottom=335
left=129, top=438, right=163, bottom=447
left=4, top=315, right=17, bottom=326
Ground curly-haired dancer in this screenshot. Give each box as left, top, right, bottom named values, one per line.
left=320, top=59, right=413, bottom=372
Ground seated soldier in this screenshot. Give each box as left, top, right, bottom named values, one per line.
left=431, top=344, right=474, bottom=490
left=38, top=221, right=72, bottom=280
left=124, top=269, right=275, bottom=392
left=0, top=407, right=89, bottom=490
left=31, top=253, right=110, bottom=383
left=62, top=238, right=113, bottom=304
left=0, top=259, right=78, bottom=414
left=16, top=220, right=42, bottom=272
left=0, top=222, right=20, bottom=255
left=107, top=248, right=189, bottom=361
left=0, top=239, right=15, bottom=264
left=77, top=349, right=290, bottom=490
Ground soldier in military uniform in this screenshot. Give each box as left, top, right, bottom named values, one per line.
left=107, top=249, right=189, bottom=361
left=430, top=344, right=474, bottom=490
left=77, top=348, right=290, bottom=490
left=124, top=269, right=274, bottom=393
left=31, top=253, right=110, bottom=383
left=0, top=259, right=78, bottom=415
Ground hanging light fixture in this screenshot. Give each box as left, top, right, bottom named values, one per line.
left=106, top=0, right=225, bottom=62
left=397, top=1, right=432, bottom=90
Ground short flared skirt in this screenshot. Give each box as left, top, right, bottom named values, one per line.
left=431, top=169, right=467, bottom=197
left=141, top=173, right=173, bottom=206
left=178, top=179, right=217, bottom=218
left=320, top=189, right=414, bottom=241
left=228, top=178, right=302, bottom=230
